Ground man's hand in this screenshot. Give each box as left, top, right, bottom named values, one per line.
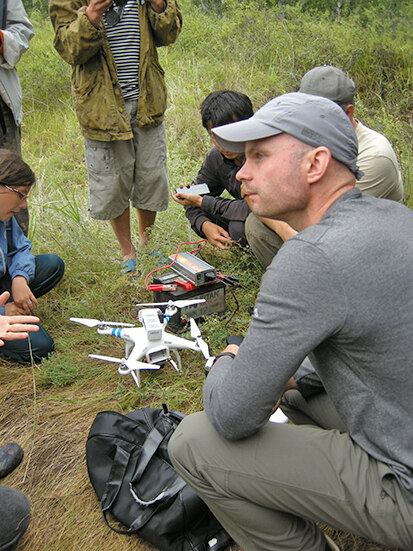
left=0, top=292, right=39, bottom=345
left=10, top=276, right=38, bottom=315
left=220, top=344, right=239, bottom=356
left=201, top=221, right=233, bottom=249
left=271, top=377, right=298, bottom=414
left=86, top=0, right=113, bottom=27
left=170, top=190, right=203, bottom=208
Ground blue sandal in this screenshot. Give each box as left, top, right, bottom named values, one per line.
left=120, top=257, right=137, bottom=275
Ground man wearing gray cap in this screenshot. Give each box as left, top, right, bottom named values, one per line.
left=169, top=92, right=413, bottom=551
left=300, top=65, right=403, bottom=202
left=246, top=65, right=404, bottom=269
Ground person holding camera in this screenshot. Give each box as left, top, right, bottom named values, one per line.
left=50, top=0, right=182, bottom=275
left=171, top=91, right=253, bottom=249
left=169, top=93, right=413, bottom=551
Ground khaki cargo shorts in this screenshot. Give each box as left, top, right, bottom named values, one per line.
left=84, top=100, right=169, bottom=220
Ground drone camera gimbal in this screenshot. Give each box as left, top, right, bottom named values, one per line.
left=146, top=346, right=169, bottom=364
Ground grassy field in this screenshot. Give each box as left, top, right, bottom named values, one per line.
left=1, top=1, right=412, bottom=549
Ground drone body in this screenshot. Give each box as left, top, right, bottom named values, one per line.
left=70, top=300, right=210, bottom=387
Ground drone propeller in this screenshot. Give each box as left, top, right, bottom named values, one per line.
left=190, top=318, right=210, bottom=359
left=70, top=317, right=135, bottom=328
left=88, top=354, right=160, bottom=370
left=136, top=299, right=206, bottom=309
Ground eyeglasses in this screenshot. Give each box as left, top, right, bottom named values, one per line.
left=2, top=184, right=29, bottom=201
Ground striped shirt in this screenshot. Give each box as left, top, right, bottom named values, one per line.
left=104, top=0, right=140, bottom=101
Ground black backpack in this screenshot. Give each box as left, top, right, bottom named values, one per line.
left=86, top=405, right=233, bottom=551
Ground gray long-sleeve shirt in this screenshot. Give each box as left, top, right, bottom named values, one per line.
left=204, top=189, right=413, bottom=501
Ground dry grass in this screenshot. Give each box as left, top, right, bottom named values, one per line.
left=0, top=357, right=200, bottom=551
left=0, top=358, right=400, bottom=551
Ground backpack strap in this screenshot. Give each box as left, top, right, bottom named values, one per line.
left=100, top=444, right=133, bottom=534
left=99, top=419, right=185, bottom=534
left=129, top=426, right=186, bottom=508
left=130, top=426, right=163, bottom=482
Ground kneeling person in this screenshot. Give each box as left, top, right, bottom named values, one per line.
left=0, top=150, right=64, bottom=363
left=172, top=90, right=253, bottom=249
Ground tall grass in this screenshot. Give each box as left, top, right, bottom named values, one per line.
left=2, top=2, right=411, bottom=549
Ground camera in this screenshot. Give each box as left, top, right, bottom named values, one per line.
left=113, top=0, right=128, bottom=6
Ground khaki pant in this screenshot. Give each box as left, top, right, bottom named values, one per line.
left=169, top=393, right=413, bottom=550
left=84, top=100, right=168, bottom=220
left=245, top=212, right=284, bottom=269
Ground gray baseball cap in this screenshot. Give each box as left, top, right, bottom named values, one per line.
left=299, top=65, right=355, bottom=106
left=211, top=92, right=363, bottom=179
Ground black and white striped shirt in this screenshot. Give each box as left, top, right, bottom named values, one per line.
left=104, top=0, right=140, bottom=101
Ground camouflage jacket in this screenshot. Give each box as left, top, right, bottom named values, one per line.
left=50, top=0, right=182, bottom=140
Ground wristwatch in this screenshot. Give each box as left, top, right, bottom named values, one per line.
left=204, top=352, right=236, bottom=373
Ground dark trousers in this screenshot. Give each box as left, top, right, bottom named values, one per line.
left=0, top=254, right=65, bottom=363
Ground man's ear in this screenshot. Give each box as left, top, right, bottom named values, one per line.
left=344, top=104, right=355, bottom=121
left=306, top=147, right=331, bottom=184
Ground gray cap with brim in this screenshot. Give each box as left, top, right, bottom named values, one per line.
left=211, top=92, right=363, bottom=180
left=299, top=65, right=356, bottom=106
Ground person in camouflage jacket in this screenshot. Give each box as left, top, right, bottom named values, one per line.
left=50, top=0, right=182, bottom=273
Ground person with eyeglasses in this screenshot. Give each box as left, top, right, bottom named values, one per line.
left=50, top=0, right=182, bottom=276
left=0, top=149, right=65, bottom=363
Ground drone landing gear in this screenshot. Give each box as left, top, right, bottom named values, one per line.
left=131, top=370, right=141, bottom=388
left=169, top=349, right=182, bottom=374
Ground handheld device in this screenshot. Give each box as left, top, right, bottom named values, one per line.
left=226, top=335, right=244, bottom=346
left=175, top=183, right=210, bottom=196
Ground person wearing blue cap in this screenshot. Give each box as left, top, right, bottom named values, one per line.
left=168, top=92, right=413, bottom=551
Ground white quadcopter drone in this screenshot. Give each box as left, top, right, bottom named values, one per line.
left=70, top=299, right=211, bottom=387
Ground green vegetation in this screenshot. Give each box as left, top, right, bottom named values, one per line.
left=1, top=2, right=411, bottom=549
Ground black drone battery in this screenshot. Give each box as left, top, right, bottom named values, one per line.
left=153, top=272, right=225, bottom=331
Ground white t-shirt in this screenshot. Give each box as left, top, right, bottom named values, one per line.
left=355, top=120, right=403, bottom=202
